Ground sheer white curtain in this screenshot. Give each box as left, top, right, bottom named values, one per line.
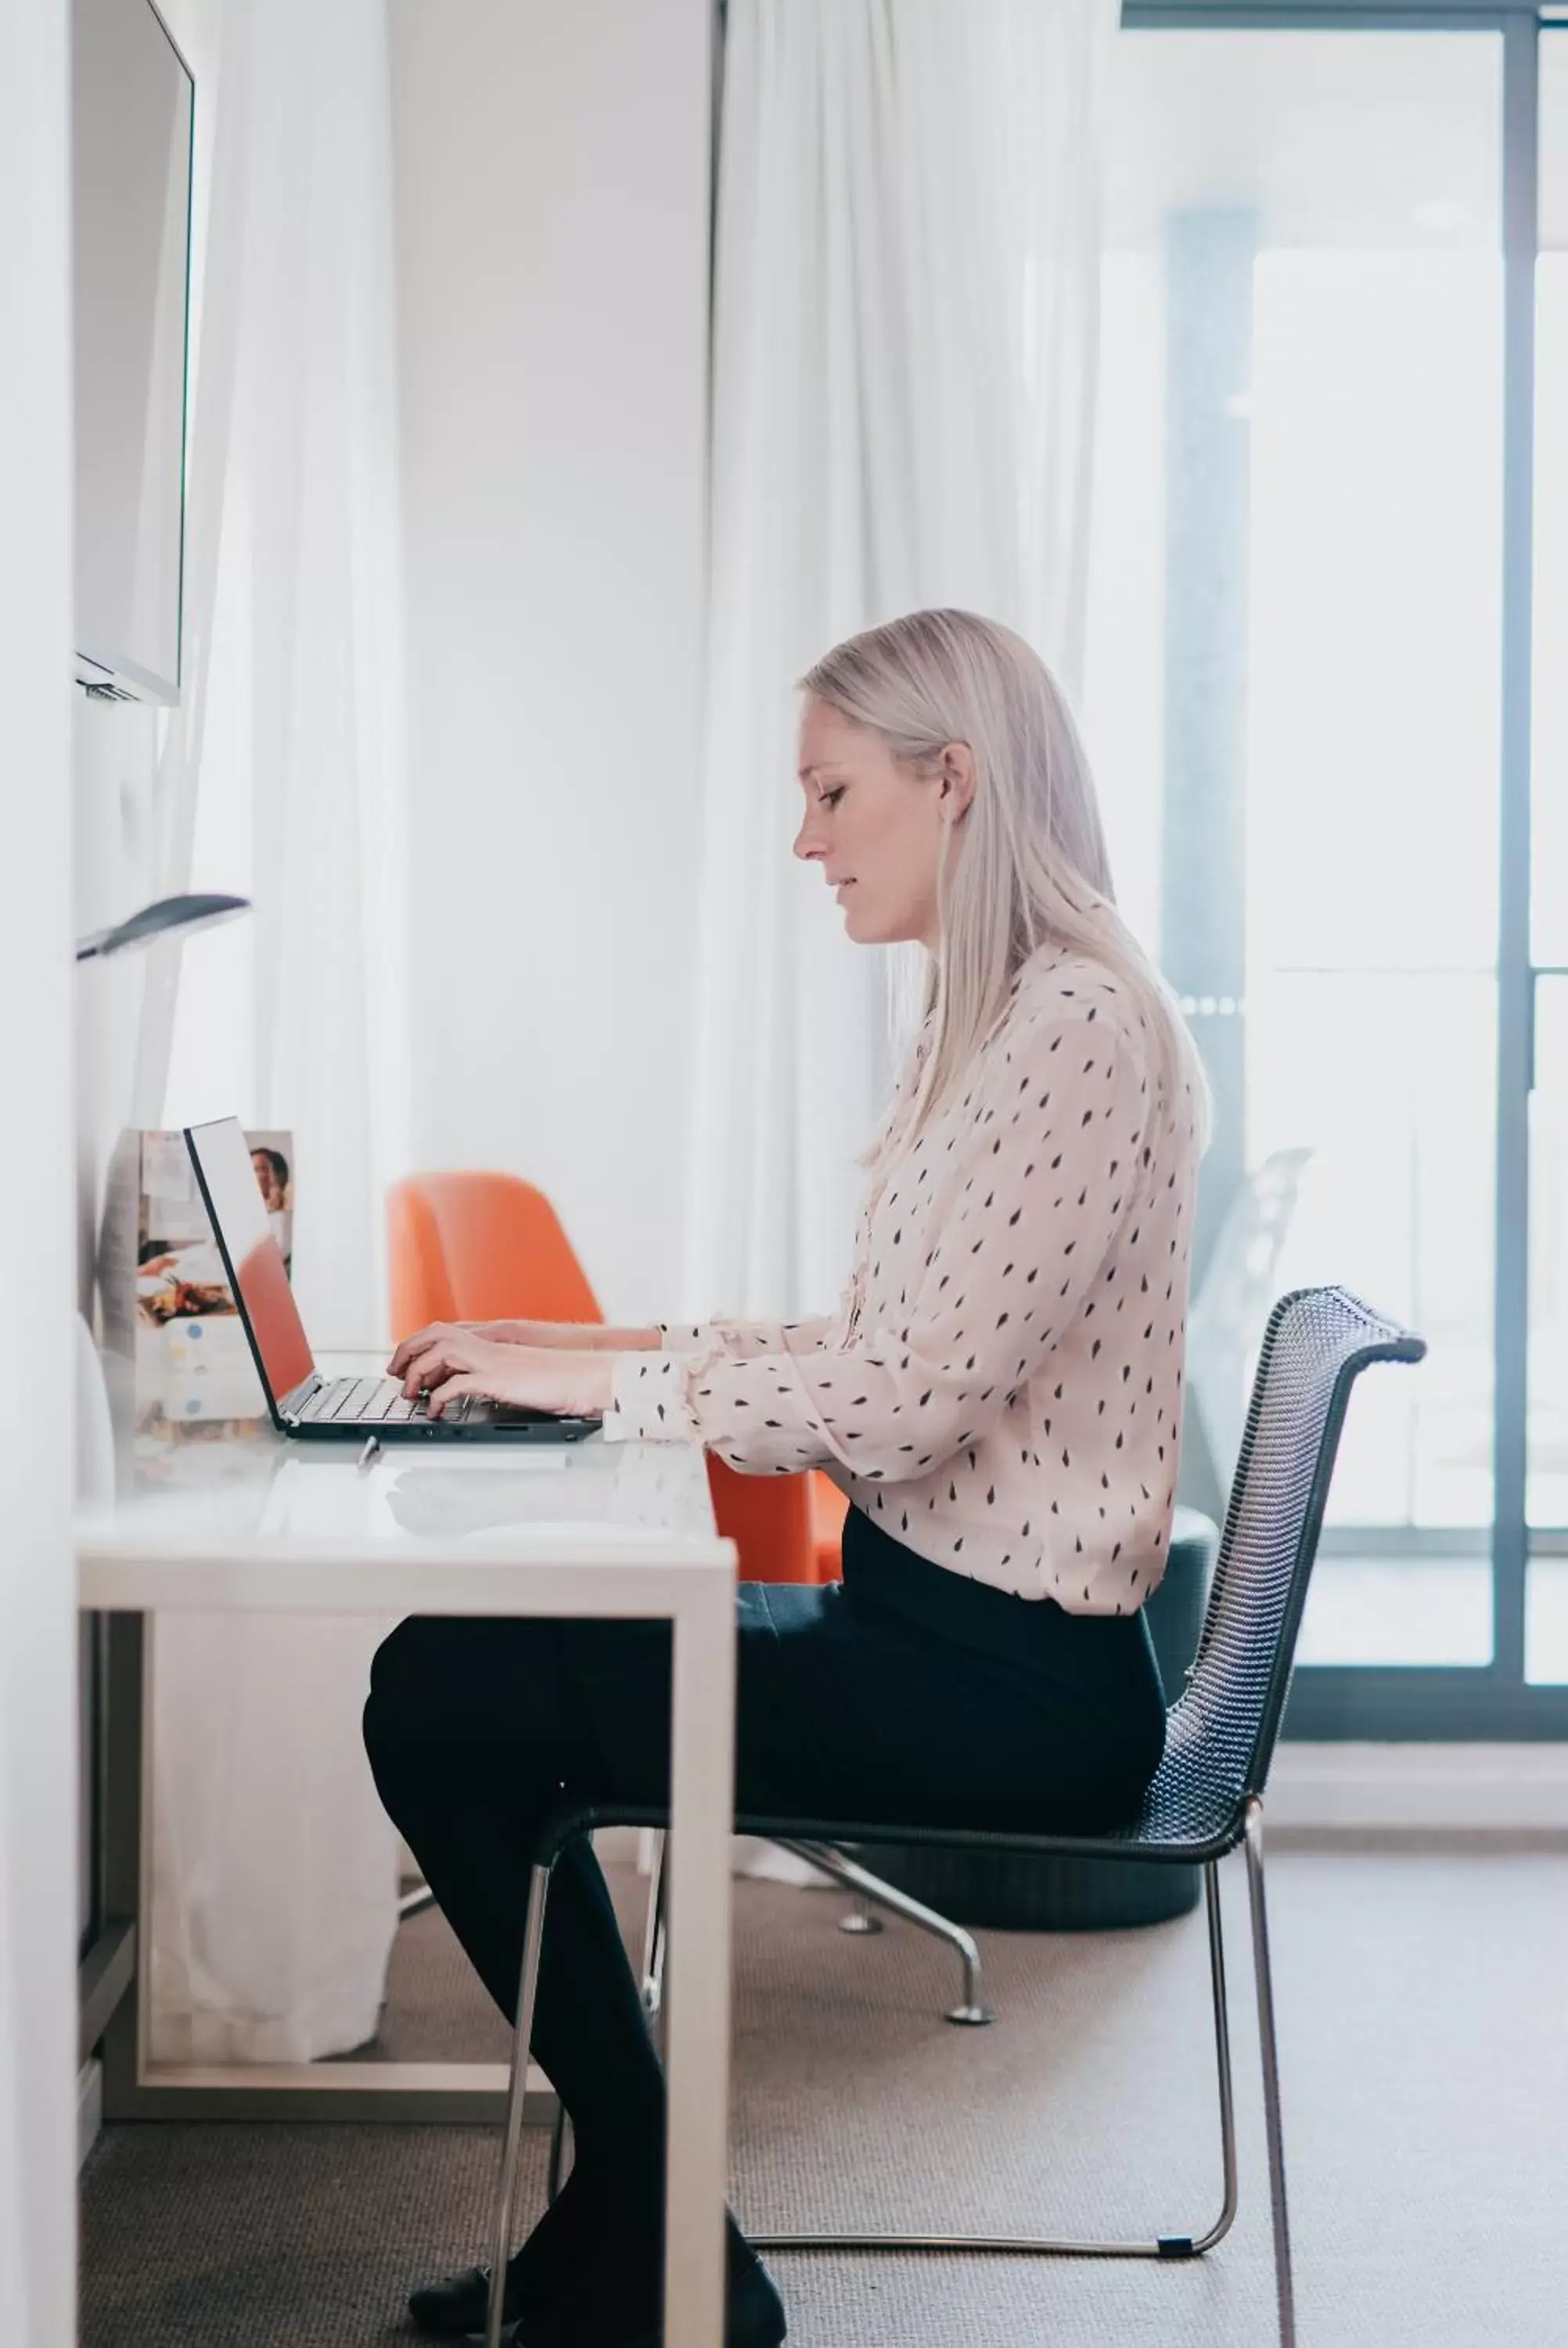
left=145, top=0, right=410, bottom=1352
left=130, top=0, right=408, bottom=2065
left=684, top=0, right=1118, bottom=1323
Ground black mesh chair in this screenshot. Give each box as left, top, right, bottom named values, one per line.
left=479, top=1285, right=1426, bottom=2348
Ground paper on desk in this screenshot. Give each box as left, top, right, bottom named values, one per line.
left=144, top=1130, right=195, bottom=1201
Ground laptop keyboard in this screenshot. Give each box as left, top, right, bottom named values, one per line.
left=297, top=1376, right=472, bottom=1426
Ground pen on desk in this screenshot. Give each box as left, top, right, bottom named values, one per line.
left=357, top=1435, right=381, bottom=1471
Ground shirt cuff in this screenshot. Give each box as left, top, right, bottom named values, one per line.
left=658, top=1321, right=710, bottom=1352
left=601, top=1349, right=707, bottom=1446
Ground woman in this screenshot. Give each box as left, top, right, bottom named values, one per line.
left=364, top=607, right=1210, bottom=2347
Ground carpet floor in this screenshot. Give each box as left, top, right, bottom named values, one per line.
left=80, top=1839, right=1568, bottom=2346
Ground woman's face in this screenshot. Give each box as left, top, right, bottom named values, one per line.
left=251, top=1151, right=280, bottom=1209
left=792, top=694, right=972, bottom=951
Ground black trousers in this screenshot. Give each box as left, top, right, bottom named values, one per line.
left=361, top=1500, right=1166, bottom=2196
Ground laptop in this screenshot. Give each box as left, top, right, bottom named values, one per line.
left=183, top=1117, right=602, bottom=1445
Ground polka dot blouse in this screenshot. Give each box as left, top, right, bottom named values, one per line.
left=602, top=942, right=1201, bottom=1615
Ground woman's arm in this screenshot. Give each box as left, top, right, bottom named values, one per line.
left=602, top=996, right=1157, bottom=1475
left=496, top=1315, right=843, bottom=1356
left=388, top=1318, right=661, bottom=1376
left=537, top=1316, right=843, bottom=1356
left=515, top=1321, right=664, bottom=1351
left=654, top=1311, right=842, bottom=1359
left=388, top=1310, right=839, bottom=1381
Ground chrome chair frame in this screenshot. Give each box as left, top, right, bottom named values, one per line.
left=480, top=1287, right=1426, bottom=2348
left=544, top=1827, right=991, bottom=2203
left=635, top=1830, right=993, bottom=2026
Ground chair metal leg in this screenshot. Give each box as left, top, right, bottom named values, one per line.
left=1243, top=1798, right=1297, bottom=2347
left=484, top=1857, right=553, bottom=2348
left=641, top=1828, right=667, bottom=2019
left=398, top=1878, right=437, bottom=1921
left=750, top=1853, right=1239, bottom=2259
left=1194, top=1856, right=1240, bottom=2254
left=838, top=1891, right=883, bottom=1936
left=642, top=1832, right=980, bottom=2023
left=781, top=1838, right=994, bottom=2026
left=628, top=1830, right=1251, bottom=2271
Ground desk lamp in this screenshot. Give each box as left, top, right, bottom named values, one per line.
left=74, top=891, right=251, bottom=962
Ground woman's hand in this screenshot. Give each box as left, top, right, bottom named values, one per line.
left=390, top=1327, right=617, bottom=1420
left=389, top=1318, right=535, bottom=1375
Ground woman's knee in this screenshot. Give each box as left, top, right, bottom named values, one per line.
left=366, top=1612, right=473, bottom=1702
left=363, top=1615, right=502, bottom=1766
left=361, top=1619, right=466, bottom=1802
left=361, top=1673, right=416, bottom=1828
left=361, top=1613, right=581, bottom=1813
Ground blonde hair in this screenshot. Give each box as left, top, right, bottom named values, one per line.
left=797, top=607, right=1213, bottom=1182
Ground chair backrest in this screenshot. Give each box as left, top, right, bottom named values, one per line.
left=1159, top=1284, right=1425, bottom=1814
left=386, top=1172, right=602, bottom=1338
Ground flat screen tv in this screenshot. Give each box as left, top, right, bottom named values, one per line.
left=71, top=0, right=194, bottom=705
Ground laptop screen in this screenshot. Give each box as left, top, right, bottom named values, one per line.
left=185, top=1117, right=315, bottom=1413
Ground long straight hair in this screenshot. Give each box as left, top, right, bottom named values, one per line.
left=798, top=607, right=1212, bottom=1183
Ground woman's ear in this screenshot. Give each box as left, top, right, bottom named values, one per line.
left=940, top=741, right=976, bottom=824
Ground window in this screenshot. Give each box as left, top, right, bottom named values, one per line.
left=1085, top=6, right=1560, bottom=1733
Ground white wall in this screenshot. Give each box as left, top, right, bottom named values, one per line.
left=387, top=0, right=713, bottom=1325
left=0, top=0, right=78, bottom=2334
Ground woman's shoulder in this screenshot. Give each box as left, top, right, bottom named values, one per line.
left=1007, top=942, right=1142, bottom=1047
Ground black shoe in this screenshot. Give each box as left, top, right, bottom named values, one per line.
left=408, top=2257, right=525, bottom=2339
left=459, top=2227, right=786, bottom=2348
left=610, top=2251, right=788, bottom=2348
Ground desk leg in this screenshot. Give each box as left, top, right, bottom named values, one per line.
left=99, top=1610, right=145, bottom=2119
left=662, top=1583, right=735, bottom=2348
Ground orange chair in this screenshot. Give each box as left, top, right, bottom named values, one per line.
left=387, top=1171, right=848, bottom=1586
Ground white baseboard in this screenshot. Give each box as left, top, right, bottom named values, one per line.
left=1268, top=1743, right=1568, bottom=1832
left=77, top=2058, right=102, bottom=2170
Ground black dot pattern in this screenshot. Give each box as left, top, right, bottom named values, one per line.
left=601, top=945, right=1200, bottom=1613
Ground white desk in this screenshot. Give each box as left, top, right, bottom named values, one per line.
left=75, top=1395, right=739, bottom=2348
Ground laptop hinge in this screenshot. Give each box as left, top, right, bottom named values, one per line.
left=279, top=1374, right=322, bottom=1425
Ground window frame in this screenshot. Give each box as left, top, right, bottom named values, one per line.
left=1120, top=0, right=1561, bottom=1738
